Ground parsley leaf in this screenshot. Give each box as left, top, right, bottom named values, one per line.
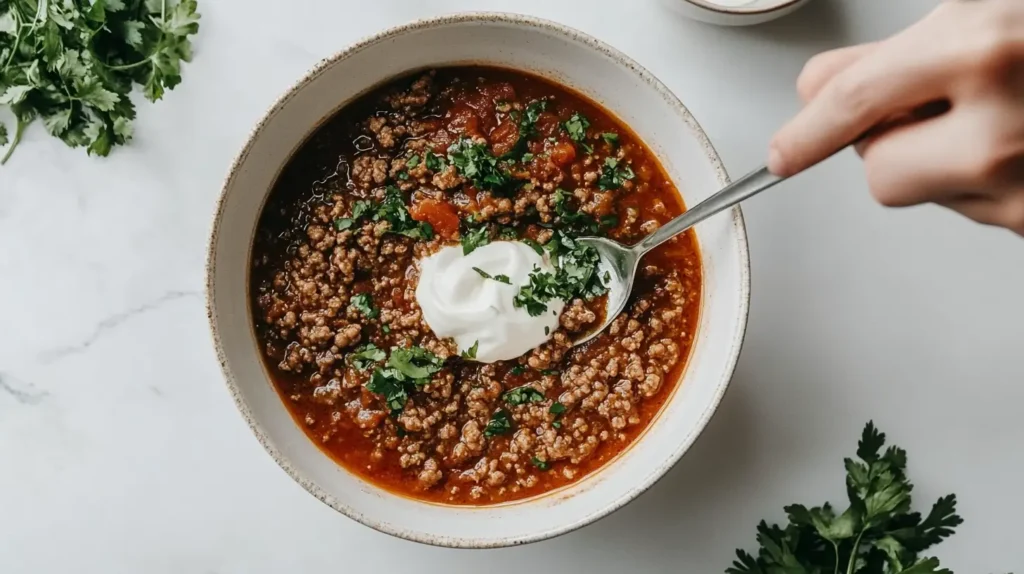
left=727, top=422, right=962, bottom=574
left=461, top=222, right=491, bottom=255
left=510, top=365, right=526, bottom=376
left=598, top=157, right=635, bottom=190
left=349, top=293, right=379, bottom=319
left=424, top=150, right=446, bottom=171
left=461, top=340, right=479, bottom=360
left=563, top=112, right=590, bottom=142
left=363, top=345, right=445, bottom=415
left=484, top=409, right=513, bottom=437
left=0, top=0, right=201, bottom=164
left=447, top=137, right=512, bottom=193
left=406, top=154, right=420, bottom=168
left=351, top=199, right=374, bottom=220
left=503, top=386, right=545, bottom=405
left=549, top=402, right=566, bottom=415
left=473, top=267, right=512, bottom=285
left=552, top=187, right=607, bottom=236
left=365, top=368, right=408, bottom=414
left=373, top=186, right=434, bottom=240
left=601, top=132, right=619, bottom=146
left=350, top=343, right=386, bottom=371
left=387, top=346, right=444, bottom=380
left=501, top=99, right=547, bottom=160
left=531, top=456, right=550, bottom=471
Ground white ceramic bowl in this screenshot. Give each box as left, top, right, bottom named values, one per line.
left=665, top=0, right=812, bottom=26
left=207, top=12, right=750, bottom=548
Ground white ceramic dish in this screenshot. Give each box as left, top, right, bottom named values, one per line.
left=665, top=0, right=812, bottom=26
left=206, top=12, right=750, bottom=548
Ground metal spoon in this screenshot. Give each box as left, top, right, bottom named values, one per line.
left=574, top=166, right=783, bottom=346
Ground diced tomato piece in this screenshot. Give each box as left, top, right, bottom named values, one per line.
left=549, top=141, right=577, bottom=167
left=447, top=104, right=481, bottom=139
left=489, top=121, right=520, bottom=157
left=409, top=199, right=461, bottom=239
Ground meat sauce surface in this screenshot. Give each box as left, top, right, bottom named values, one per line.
left=250, top=67, right=702, bottom=505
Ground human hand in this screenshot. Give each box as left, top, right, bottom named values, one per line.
left=769, top=0, right=1024, bottom=235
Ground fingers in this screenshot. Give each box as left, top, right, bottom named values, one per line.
left=769, top=10, right=964, bottom=177
left=796, top=43, right=877, bottom=103
left=937, top=195, right=1024, bottom=235
left=859, top=113, right=978, bottom=207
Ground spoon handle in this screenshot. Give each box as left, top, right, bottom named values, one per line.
left=636, top=166, right=783, bottom=254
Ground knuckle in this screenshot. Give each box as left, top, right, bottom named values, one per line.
left=863, top=162, right=906, bottom=208
left=960, top=137, right=1018, bottom=184
left=796, top=55, right=830, bottom=101
left=827, top=73, right=875, bottom=118
left=966, top=8, right=1023, bottom=73
left=999, top=196, right=1024, bottom=230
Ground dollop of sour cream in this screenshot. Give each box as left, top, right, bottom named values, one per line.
left=416, top=241, right=563, bottom=363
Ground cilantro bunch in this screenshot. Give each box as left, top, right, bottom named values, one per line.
left=0, top=0, right=200, bottom=164
left=729, top=422, right=963, bottom=574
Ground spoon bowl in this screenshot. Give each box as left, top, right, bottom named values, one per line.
left=575, top=166, right=784, bottom=345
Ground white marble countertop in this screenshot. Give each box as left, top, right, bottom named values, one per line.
left=2, top=0, right=1021, bottom=572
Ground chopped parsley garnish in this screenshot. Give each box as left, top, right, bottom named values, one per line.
left=598, top=157, right=635, bottom=191
left=484, top=409, right=513, bottom=437
left=461, top=340, right=479, bottom=360
left=351, top=199, right=374, bottom=220
left=513, top=233, right=609, bottom=316
left=397, top=170, right=409, bottom=180
left=387, top=346, right=444, bottom=380
left=498, top=226, right=519, bottom=240
left=381, top=325, right=391, bottom=334
left=461, top=222, right=491, bottom=255
left=510, top=365, right=526, bottom=376
left=365, top=368, right=409, bottom=414
left=424, top=150, right=446, bottom=171
left=406, top=154, right=420, bottom=168
left=447, top=137, right=512, bottom=193
left=502, top=100, right=548, bottom=161
left=373, top=186, right=434, bottom=239
left=473, top=267, right=512, bottom=284
left=349, top=293, right=379, bottom=319
left=552, top=188, right=604, bottom=236
left=531, top=456, right=550, bottom=471
left=563, top=112, right=590, bottom=143
left=549, top=402, right=566, bottom=415
left=364, top=346, right=444, bottom=415
left=522, top=238, right=544, bottom=256
left=601, top=132, right=619, bottom=146
left=503, top=386, right=545, bottom=405
left=334, top=199, right=374, bottom=231
left=350, top=343, right=386, bottom=371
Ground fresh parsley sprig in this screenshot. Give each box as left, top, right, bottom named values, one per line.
left=0, top=0, right=201, bottom=164
left=728, top=422, right=963, bottom=574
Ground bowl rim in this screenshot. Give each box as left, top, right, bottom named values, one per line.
left=679, top=0, right=805, bottom=15
left=205, top=11, right=751, bottom=548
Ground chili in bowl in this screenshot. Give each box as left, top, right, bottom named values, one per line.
left=207, top=13, right=749, bottom=547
